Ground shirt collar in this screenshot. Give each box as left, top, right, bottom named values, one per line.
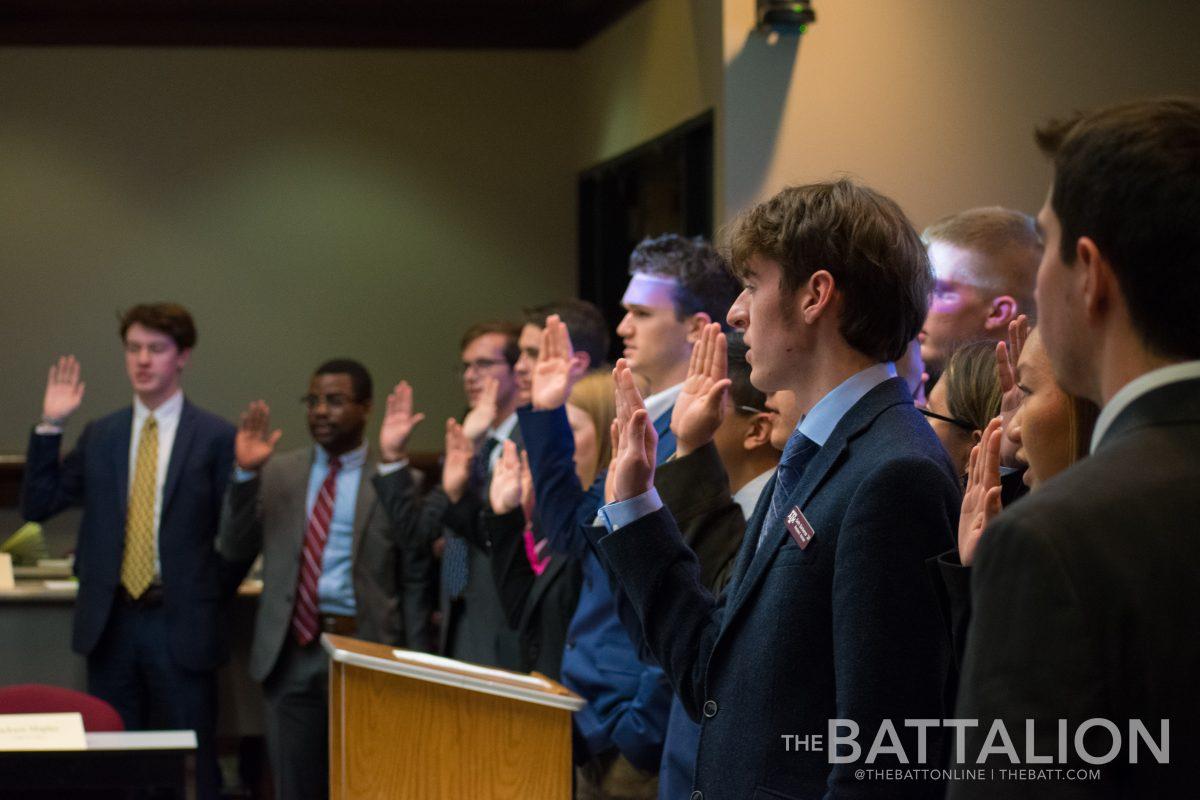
left=644, top=382, right=684, bottom=425
left=133, top=389, right=184, bottom=425
left=489, top=412, right=519, bottom=443
left=733, top=466, right=776, bottom=520
left=1090, top=360, right=1200, bottom=453
left=797, top=362, right=897, bottom=447
left=315, top=440, right=369, bottom=470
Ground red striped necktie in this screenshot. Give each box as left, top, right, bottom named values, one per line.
left=292, top=456, right=342, bottom=645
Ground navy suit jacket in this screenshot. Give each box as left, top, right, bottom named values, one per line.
left=519, top=403, right=675, bottom=771
left=599, top=378, right=960, bottom=799
left=22, top=401, right=238, bottom=671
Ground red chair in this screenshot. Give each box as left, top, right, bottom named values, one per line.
left=0, top=683, right=125, bottom=731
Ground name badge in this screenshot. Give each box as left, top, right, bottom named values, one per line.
left=784, top=506, right=815, bottom=550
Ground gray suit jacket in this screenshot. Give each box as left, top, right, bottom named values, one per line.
left=217, top=447, right=433, bottom=682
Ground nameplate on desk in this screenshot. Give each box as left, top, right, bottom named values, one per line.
left=0, top=712, right=87, bottom=751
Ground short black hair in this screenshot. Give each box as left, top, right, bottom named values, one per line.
left=726, top=332, right=767, bottom=413
left=629, top=234, right=742, bottom=328
left=314, top=358, right=373, bottom=402
left=523, top=299, right=610, bottom=368
left=1036, top=97, right=1200, bottom=360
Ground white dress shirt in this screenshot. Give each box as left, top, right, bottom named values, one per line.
left=1090, top=360, right=1200, bottom=453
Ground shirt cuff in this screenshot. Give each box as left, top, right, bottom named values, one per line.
left=598, top=488, right=662, bottom=532
left=34, top=424, right=63, bottom=435
left=233, top=467, right=258, bottom=483
left=376, top=459, right=409, bottom=476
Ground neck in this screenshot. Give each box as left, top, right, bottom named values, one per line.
left=787, top=338, right=877, bottom=416
left=641, top=361, right=688, bottom=396
left=495, top=399, right=519, bottom=426
left=137, top=386, right=180, bottom=412
left=323, top=435, right=365, bottom=458
left=1096, top=333, right=1179, bottom=407
left=726, top=447, right=780, bottom=495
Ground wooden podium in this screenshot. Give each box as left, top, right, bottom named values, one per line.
left=322, top=634, right=584, bottom=799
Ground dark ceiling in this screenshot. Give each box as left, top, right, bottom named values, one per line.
left=0, top=0, right=651, bottom=48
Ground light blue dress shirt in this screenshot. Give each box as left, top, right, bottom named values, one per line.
left=308, top=442, right=367, bottom=616
left=599, top=362, right=898, bottom=531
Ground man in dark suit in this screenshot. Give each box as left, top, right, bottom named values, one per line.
left=521, top=238, right=743, bottom=798
left=22, top=303, right=236, bottom=800
left=217, top=359, right=433, bottom=800
left=952, top=98, right=1200, bottom=797
left=597, top=181, right=961, bottom=799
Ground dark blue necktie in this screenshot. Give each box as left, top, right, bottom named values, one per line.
left=759, top=430, right=820, bottom=552
left=442, top=436, right=503, bottom=600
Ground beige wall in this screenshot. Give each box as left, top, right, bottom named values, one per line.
left=722, top=0, right=1200, bottom=227
left=0, top=47, right=577, bottom=453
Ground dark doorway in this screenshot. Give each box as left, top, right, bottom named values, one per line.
left=578, top=110, right=714, bottom=362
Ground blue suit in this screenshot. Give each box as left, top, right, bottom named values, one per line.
left=599, top=378, right=960, bottom=799
left=518, top=403, right=675, bottom=773
left=22, top=400, right=237, bottom=799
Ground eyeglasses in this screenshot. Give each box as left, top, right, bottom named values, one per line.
left=300, top=393, right=360, bottom=410
left=919, top=407, right=976, bottom=432
left=736, top=404, right=768, bottom=416
left=460, top=358, right=508, bottom=375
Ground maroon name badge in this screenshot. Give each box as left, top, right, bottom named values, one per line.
left=784, top=505, right=816, bottom=550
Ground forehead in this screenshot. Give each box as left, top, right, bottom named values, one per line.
left=124, top=323, right=176, bottom=346
left=621, top=271, right=678, bottom=311
left=463, top=332, right=509, bottom=358
left=927, top=240, right=982, bottom=285
left=309, top=372, right=354, bottom=394
left=518, top=324, right=541, bottom=348
left=741, top=253, right=782, bottom=282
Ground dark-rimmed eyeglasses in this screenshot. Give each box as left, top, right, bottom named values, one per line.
left=459, top=358, right=508, bottom=375
left=919, top=407, right=976, bottom=432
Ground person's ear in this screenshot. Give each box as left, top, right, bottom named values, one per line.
left=801, top=270, right=837, bottom=326
left=971, top=428, right=983, bottom=445
left=984, top=296, right=1018, bottom=331
left=361, top=399, right=374, bottom=416
left=685, top=312, right=712, bottom=342
left=176, top=348, right=192, bottom=371
left=569, top=351, right=591, bottom=378
left=1077, top=236, right=1114, bottom=327
left=743, top=412, right=774, bottom=450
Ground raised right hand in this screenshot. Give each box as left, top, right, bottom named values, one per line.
left=610, top=359, right=657, bottom=502
left=531, top=315, right=584, bottom=411
left=671, top=323, right=731, bottom=456
left=42, top=355, right=86, bottom=422
left=489, top=440, right=522, bottom=515
left=461, top=377, right=499, bottom=443
left=441, top=418, right=474, bottom=503
left=379, top=381, right=426, bottom=463
left=958, top=416, right=1003, bottom=566
left=236, top=400, right=282, bottom=471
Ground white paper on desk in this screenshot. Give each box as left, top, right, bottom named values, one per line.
left=392, top=649, right=553, bottom=690
left=0, top=553, right=14, bottom=590
left=0, top=712, right=87, bottom=751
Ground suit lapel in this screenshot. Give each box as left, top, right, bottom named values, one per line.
left=721, top=377, right=911, bottom=627
left=112, top=407, right=133, bottom=515
left=521, top=551, right=568, bottom=628
left=160, top=401, right=197, bottom=521
left=284, top=450, right=316, bottom=564
left=351, top=456, right=378, bottom=562
left=724, top=473, right=775, bottom=592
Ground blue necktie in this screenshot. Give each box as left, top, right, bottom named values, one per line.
left=759, top=430, right=820, bottom=551
left=441, top=436, right=502, bottom=600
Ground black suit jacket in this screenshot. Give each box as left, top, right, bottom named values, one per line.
left=599, top=377, right=960, bottom=800
left=951, top=377, right=1200, bottom=798
left=484, top=508, right=581, bottom=680
left=21, top=401, right=237, bottom=671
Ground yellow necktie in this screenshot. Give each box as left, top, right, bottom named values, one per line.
left=121, top=415, right=158, bottom=598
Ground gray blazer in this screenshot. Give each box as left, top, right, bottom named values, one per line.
left=217, top=447, right=433, bottom=682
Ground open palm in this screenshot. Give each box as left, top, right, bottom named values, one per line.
left=671, top=323, right=731, bottom=456
left=43, top=355, right=86, bottom=421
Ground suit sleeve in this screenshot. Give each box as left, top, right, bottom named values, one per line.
left=827, top=456, right=958, bottom=799
left=210, top=424, right=253, bottom=595
left=216, top=470, right=265, bottom=563
left=930, top=549, right=972, bottom=670
left=371, top=468, right=437, bottom=650
left=21, top=425, right=90, bottom=522
left=948, top=509, right=1108, bottom=800
left=519, top=405, right=602, bottom=559
left=597, top=506, right=724, bottom=721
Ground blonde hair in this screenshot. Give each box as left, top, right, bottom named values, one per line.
left=568, top=371, right=617, bottom=487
